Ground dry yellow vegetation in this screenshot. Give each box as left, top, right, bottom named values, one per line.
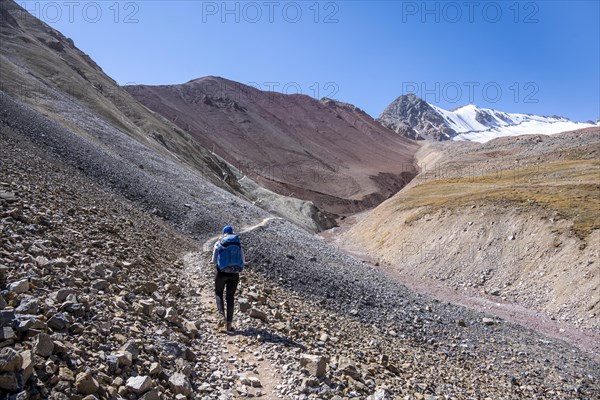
left=396, top=159, right=599, bottom=239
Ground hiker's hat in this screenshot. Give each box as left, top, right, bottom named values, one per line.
left=223, top=225, right=233, bottom=234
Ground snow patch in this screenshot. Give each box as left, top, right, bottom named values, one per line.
left=428, top=104, right=594, bottom=143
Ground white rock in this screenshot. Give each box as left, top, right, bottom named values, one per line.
left=126, top=375, right=153, bottom=394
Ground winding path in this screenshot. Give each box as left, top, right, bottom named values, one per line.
left=202, top=217, right=283, bottom=252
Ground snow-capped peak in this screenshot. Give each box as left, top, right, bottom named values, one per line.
left=377, top=94, right=595, bottom=143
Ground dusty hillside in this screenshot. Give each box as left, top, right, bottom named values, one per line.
left=125, top=79, right=419, bottom=216
left=3, top=121, right=600, bottom=399
left=343, top=127, right=600, bottom=332
left=0, top=0, right=333, bottom=232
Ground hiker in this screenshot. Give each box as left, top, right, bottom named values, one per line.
left=211, top=225, right=244, bottom=332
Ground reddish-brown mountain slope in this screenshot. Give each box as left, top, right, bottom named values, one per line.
left=126, top=77, right=419, bottom=215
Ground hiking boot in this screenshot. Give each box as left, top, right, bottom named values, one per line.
left=216, top=313, right=226, bottom=330
left=226, top=321, right=234, bottom=332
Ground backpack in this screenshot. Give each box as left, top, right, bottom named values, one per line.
left=216, top=234, right=244, bottom=273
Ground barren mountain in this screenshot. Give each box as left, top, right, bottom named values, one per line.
left=1, top=1, right=600, bottom=398
left=378, top=94, right=596, bottom=142
left=342, top=127, right=600, bottom=333
left=0, top=0, right=333, bottom=232
left=126, top=79, right=419, bottom=216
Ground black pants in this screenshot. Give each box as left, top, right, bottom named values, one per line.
left=214, top=270, right=239, bottom=322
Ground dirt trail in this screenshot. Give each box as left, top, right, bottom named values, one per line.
left=202, top=217, right=283, bottom=252
left=183, top=241, right=284, bottom=398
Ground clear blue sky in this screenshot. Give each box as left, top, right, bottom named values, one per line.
left=26, top=0, right=600, bottom=121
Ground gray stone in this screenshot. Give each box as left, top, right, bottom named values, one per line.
left=482, top=318, right=495, bottom=326
left=368, top=388, right=390, bottom=400
left=239, top=298, right=251, bottom=312
left=0, top=191, right=17, bottom=202
left=248, top=308, right=268, bottom=322
left=33, top=333, right=54, bottom=357
left=55, top=288, right=76, bottom=302
left=0, top=295, right=6, bottom=309
left=338, top=357, right=361, bottom=380
left=140, top=389, right=160, bottom=400
left=0, top=327, right=15, bottom=341
left=75, top=371, right=99, bottom=395
left=149, top=362, right=162, bottom=375
left=119, top=340, right=139, bottom=359
left=136, top=282, right=158, bottom=294
left=0, top=348, right=22, bottom=372
left=15, top=315, right=47, bottom=332
left=168, top=372, right=192, bottom=396
left=91, top=279, right=109, bottom=290
left=48, top=313, right=70, bottom=331
left=300, top=354, right=328, bottom=377
left=0, top=310, right=15, bottom=328
left=20, top=350, right=33, bottom=381
left=0, top=372, right=19, bottom=391
left=112, top=351, right=133, bottom=367
left=15, top=297, right=39, bottom=315
left=126, top=375, right=153, bottom=394
left=8, top=279, right=29, bottom=294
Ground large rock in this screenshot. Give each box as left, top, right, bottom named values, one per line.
left=136, top=299, right=155, bottom=316
left=0, top=326, right=15, bottom=341
left=126, top=375, right=153, bottom=394
left=238, top=298, right=251, bottom=312
left=368, top=388, right=390, bottom=400
left=164, top=308, right=182, bottom=327
left=140, top=389, right=160, bottom=400
left=112, top=351, right=133, bottom=367
left=248, top=308, right=268, bottom=322
left=91, top=279, right=109, bottom=290
left=15, top=297, right=39, bottom=315
left=75, top=371, right=99, bottom=395
left=135, top=282, right=158, bottom=294
left=0, top=372, right=20, bottom=391
left=58, top=367, right=75, bottom=381
left=33, top=333, right=54, bottom=357
left=119, top=340, right=139, bottom=359
left=0, top=310, right=15, bottom=328
left=8, top=279, right=29, bottom=294
left=55, top=288, right=76, bottom=302
left=20, top=350, right=33, bottom=381
left=338, top=357, right=361, bottom=380
left=168, top=372, right=192, bottom=396
left=300, top=354, right=328, bottom=377
left=15, top=315, right=47, bottom=332
left=48, top=313, right=70, bottom=331
left=0, top=348, right=22, bottom=372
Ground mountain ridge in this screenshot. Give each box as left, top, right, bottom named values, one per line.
left=125, top=77, right=420, bottom=217
left=378, top=93, right=596, bottom=142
